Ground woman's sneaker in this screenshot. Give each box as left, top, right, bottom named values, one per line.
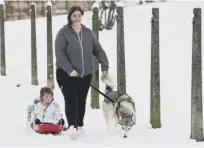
left=78, top=126, right=85, bottom=137
left=67, top=126, right=79, bottom=140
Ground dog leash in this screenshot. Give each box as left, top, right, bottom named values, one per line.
left=90, top=84, right=115, bottom=103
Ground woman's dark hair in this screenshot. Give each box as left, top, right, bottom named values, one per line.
left=67, top=6, right=84, bottom=26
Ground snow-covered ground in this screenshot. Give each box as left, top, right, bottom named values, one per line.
left=1, top=1, right=204, bottom=147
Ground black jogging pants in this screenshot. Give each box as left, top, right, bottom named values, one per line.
left=56, top=69, right=92, bottom=129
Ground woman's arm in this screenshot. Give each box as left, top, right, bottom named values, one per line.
left=91, top=31, right=109, bottom=72
left=55, top=29, right=74, bottom=75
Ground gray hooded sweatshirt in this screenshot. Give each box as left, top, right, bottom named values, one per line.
left=55, top=24, right=109, bottom=78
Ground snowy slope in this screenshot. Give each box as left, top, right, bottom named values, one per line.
left=0, top=1, right=204, bottom=147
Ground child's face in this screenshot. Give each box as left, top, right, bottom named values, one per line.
left=42, top=93, right=53, bottom=104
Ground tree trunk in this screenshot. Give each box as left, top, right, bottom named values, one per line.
left=191, top=8, right=204, bottom=142
left=46, top=4, right=54, bottom=89
left=117, top=4, right=126, bottom=94
left=91, top=4, right=100, bottom=109
left=150, top=8, right=161, bottom=128
left=0, top=3, right=6, bottom=76
left=30, top=3, right=38, bottom=85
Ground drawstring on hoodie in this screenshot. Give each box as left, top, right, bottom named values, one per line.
left=77, top=30, right=84, bottom=78
left=70, top=25, right=85, bottom=78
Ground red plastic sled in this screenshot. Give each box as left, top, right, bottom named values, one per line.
left=33, top=124, right=63, bottom=134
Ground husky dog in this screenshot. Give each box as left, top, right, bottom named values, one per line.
left=101, top=73, right=136, bottom=138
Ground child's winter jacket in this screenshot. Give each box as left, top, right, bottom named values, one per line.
left=27, top=98, right=63, bottom=126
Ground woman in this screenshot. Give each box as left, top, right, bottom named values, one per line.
left=55, top=6, right=109, bottom=139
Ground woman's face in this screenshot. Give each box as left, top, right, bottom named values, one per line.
left=71, top=10, right=83, bottom=25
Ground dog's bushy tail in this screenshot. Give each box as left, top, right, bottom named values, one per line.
left=101, top=73, right=115, bottom=94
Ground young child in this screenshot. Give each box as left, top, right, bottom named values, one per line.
left=27, top=87, right=65, bottom=131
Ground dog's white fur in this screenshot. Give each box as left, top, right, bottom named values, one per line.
left=101, top=73, right=120, bottom=133
left=102, top=101, right=118, bottom=133
left=101, top=73, right=117, bottom=132
left=101, top=73, right=115, bottom=90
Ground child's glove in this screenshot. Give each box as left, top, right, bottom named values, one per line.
left=58, top=119, right=65, bottom=126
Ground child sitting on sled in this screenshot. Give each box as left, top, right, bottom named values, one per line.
left=26, top=87, right=65, bottom=134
